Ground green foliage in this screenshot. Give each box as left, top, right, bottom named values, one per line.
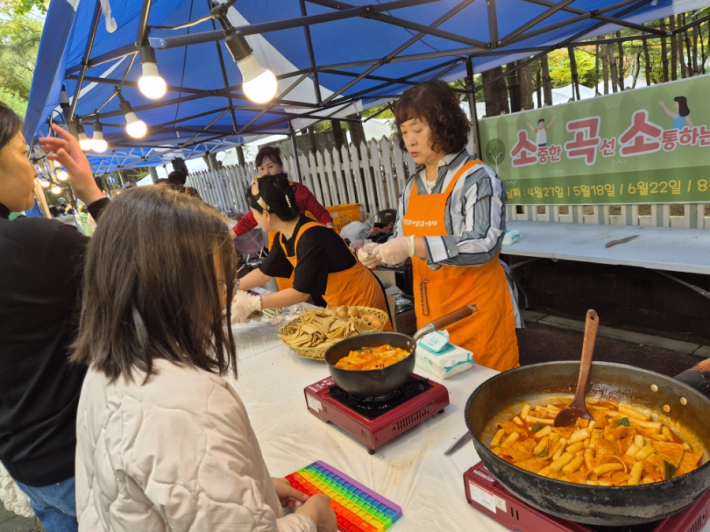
left=0, top=87, right=27, bottom=117
left=0, top=6, right=43, bottom=115
left=1, top=0, right=48, bottom=15
left=548, top=48, right=598, bottom=88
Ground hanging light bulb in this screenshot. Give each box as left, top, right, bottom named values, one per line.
left=119, top=100, right=148, bottom=138
left=91, top=121, right=108, bottom=153
left=224, top=31, right=277, bottom=103
left=138, top=45, right=167, bottom=99
left=56, top=169, right=68, bottom=181
left=76, top=123, right=93, bottom=151
left=40, top=178, right=50, bottom=188
left=51, top=184, right=62, bottom=195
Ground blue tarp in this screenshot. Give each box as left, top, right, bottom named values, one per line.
left=25, top=0, right=710, bottom=172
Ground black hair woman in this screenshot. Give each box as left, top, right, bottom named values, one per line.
left=232, top=173, right=392, bottom=328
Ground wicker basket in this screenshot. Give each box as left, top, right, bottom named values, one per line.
left=278, top=306, right=389, bottom=361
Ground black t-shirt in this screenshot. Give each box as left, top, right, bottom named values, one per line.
left=0, top=198, right=108, bottom=486
left=260, top=216, right=356, bottom=297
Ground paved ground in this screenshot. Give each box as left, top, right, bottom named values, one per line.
left=1, top=321, right=702, bottom=531
left=0, top=508, right=41, bottom=532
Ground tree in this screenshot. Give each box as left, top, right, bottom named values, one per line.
left=0, top=7, right=43, bottom=118
left=1, top=0, right=48, bottom=15
left=481, top=67, right=509, bottom=116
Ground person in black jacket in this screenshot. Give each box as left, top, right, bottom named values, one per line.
left=0, top=102, right=108, bottom=532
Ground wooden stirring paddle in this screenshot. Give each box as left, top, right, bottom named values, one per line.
left=554, top=309, right=599, bottom=427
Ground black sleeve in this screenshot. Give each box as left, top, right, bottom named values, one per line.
left=87, top=198, right=110, bottom=222
left=259, top=237, right=294, bottom=280
left=292, top=237, right=331, bottom=297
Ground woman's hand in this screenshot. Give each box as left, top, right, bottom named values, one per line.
left=230, top=291, right=262, bottom=323
left=295, top=494, right=337, bottom=532
left=38, top=124, right=104, bottom=206
left=272, top=478, right=308, bottom=509
left=357, top=243, right=381, bottom=269
left=373, top=236, right=415, bottom=265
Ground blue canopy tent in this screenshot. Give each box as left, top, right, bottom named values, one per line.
left=25, top=0, right=710, bottom=173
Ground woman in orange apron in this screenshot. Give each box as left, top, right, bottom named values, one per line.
left=358, top=80, right=519, bottom=372
left=232, top=173, right=391, bottom=329
left=231, top=146, right=334, bottom=292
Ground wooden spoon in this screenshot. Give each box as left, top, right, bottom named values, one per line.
left=554, top=309, right=599, bottom=427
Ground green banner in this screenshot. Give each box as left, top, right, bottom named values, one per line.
left=478, top=77, right=710, bottom=205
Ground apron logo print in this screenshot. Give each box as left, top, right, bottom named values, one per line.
left=403, top=220, right=438, bottom=227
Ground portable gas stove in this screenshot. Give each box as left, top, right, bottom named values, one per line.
left=304, top=374, right=449, bottom=454
left=464, top=461, right=710, bottom=532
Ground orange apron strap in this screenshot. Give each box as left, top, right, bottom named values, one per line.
left=278, top=221, right=321, bottom=259
left=412, top=159, right=481, bottom=197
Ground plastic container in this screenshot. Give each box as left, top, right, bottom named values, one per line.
left=415, top=331, right=475, bottom=380
left=326, top=204, right=361, bottom=232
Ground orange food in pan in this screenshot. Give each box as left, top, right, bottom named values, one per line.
left=334, top=345, right=411, bottom=370
left=489, top=400, right=703, bottom=486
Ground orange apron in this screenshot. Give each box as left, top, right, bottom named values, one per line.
left=402, top=161, right=519, bottom=372
left=268, top=231, right=294, bottom=291
left=279, top=222, right=392, bottom=331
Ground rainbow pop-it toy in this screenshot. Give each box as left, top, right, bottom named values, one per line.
left=286, top=461, right=402, bottom=532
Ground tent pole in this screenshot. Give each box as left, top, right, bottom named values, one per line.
left=290, top=124, right=303, bottom=183
left=466, top=58, right=481, bottom=159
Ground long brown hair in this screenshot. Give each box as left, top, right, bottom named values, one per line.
left=72, top=186, right=237, bottom=381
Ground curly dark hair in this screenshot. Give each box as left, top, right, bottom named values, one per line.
left=394, top=80, right=470, bottom=155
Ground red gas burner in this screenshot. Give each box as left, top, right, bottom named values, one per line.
left=464, top=461, right=710, bottom=532
left=304, top=374, right=449, bottom=455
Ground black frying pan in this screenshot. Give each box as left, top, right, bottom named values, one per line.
left=324, top=306, right=477, bottom=398
left=465, top=358, right=710, bottom=526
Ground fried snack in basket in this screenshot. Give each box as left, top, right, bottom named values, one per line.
left=335, top=344, right=412, bottom=370
left=278, top=310, right=378, bottom=352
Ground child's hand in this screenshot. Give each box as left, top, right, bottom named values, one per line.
left=272, top=477, right=308, bottom=509
left=296, top=494, right=337, bottom=532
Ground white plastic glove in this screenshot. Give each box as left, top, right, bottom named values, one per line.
left=374, top=236, right=416, bottom=265
left=357, top=242, right=381, bottom=269
left=230, top=291, right=262, bottom=324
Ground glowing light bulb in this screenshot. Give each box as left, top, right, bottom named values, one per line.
left=78, top=131, right=92, bottom=151
left=56, top=169, right=68, bottom=181
left=238, top=54, right=277, bottom=103
left=40, top=178, right=50, bottom=188
left=139, top=61, right=167, bottom=100
left=125, top=112, right=147, bottom=138
left=91, top=122, right=108, bottom=153
left=51, top=184, right=62, bottom=195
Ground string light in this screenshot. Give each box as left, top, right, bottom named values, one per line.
left=40, top=178, right=50, bottom=188
left=119, top=99, right=147, bottom=138
left=91, top=121, right=108, bottom=153
left=56, top=169, right=68, bottom=181
left=76, top=123, right=93, bottom=151
left=224, top=31, right=277, bottom=104
left=50, top=184, right=62, bottom=195
left=138, top=45, right=167, bottom=99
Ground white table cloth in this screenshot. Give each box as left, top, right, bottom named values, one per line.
left=228, top=323, right=710, bottom=532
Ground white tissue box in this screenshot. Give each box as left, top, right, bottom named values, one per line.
left=415, top=332, right=475, bottom=379
left=503, top=229, right=521, bottom=246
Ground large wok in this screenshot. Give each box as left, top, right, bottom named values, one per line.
left=325, top=306, right=477, bottom=398
left=465, top=358, right=710, bottom=526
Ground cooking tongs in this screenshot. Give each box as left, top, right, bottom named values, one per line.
left=412, top=305, right=479, bottom=342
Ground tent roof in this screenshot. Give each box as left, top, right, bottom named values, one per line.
left=25, top=0, right=710, bottom=172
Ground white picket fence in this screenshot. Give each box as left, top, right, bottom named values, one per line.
left=187, top=137, right=710, bottom=230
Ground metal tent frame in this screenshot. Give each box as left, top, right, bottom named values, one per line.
left=37, top=0, right=710, bottom=171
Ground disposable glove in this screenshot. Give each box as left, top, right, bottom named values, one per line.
left=374, top=236, right=416, bottom=265
left=230, top=290, right=262, bottom=324
left=357, top=242, right=381, bottom=269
